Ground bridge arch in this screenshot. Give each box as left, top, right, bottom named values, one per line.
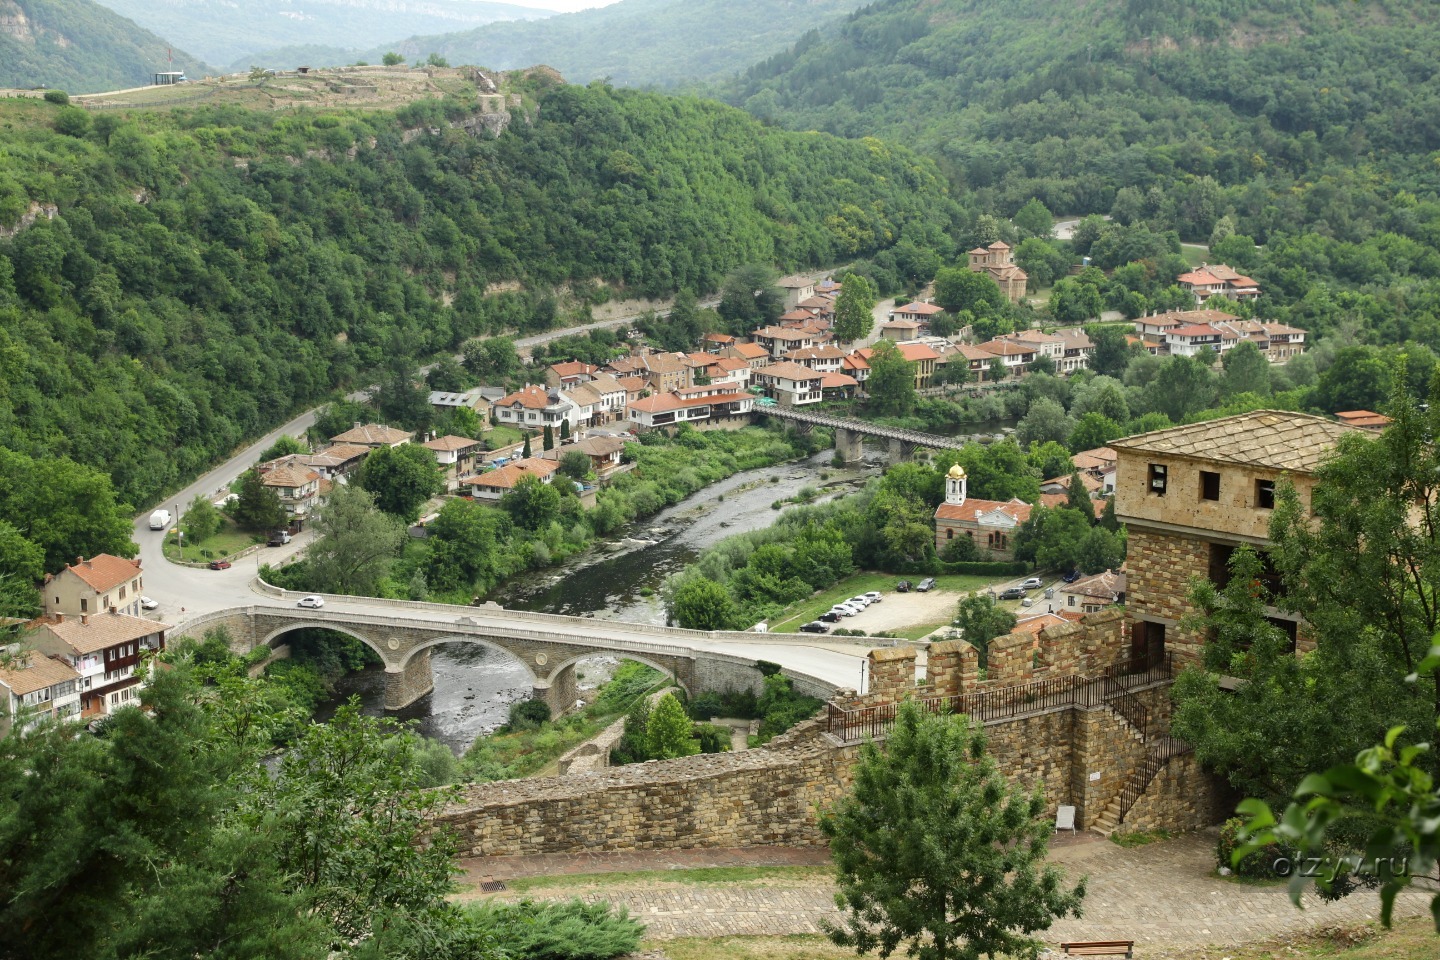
left=260, top=621, right=388, bottom=662
left=397, top=634, right=539, bottom=684
left=543, top=651, right=690, bottom=696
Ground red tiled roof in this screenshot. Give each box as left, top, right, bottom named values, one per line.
left=821, top=372, right=858, bottom=389
left=496, top=385, right=552, bottom=410
left=329, top=423, right=413, bottom=446
left=755, top=361, right=823, bottom=382
left=38, top=612, right=168, bottom=655
left=52, top=555, right=141, bottom=593
left=466, top=458, right=559, bottom=490
left=260, top=464, right=321, bottom=487
left=732, top=343, right=769, bottom=359
left=0, top=654, right=81, bottom=696
left=422, top=435, right=481, bottom=452
left=934, top=497, right=1032, bottom=524
left=893, top=301, right=944, bottom=316
left=548, top=361, right=597, bottom=378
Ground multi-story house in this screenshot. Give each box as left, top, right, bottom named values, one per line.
left=1110, top=410, right=1356, bottom=666
left=782, top=345, right=847, bottom=374
left=421, top=434, right=483, bottom=491
left=491, top=385, right=578, bottom=431
left=585, top=372, right=630, bottom=421
left=44, top=554, right=146, bottom=620
left=1052, top=327, right=1094, bottom=373
left=852, top=343, right=940, bottom=390
left=540, top=435, right=628, bottom=478
left=545, top=361, right=598, bottom=389
left=751, top=361, right=824, bottom=407
left=258, top=461, right=323, bottom=522
left=1177, top=263, right=1261, bottom=304
left=720, top=342, right=771, bottom=370
left=1061, top=570, right=1127, bottom=615
left=30, top=612, right=168, bottom=718
left=639, top=352, right=693, bottom=394
left=752, top=326, right=820, bottom=359
left=0, top=653, right=81, bottom=733
left=628, top=384, right=754, bottom=429
left=463, top=458, right=560, bottom=501
left=304, top=443, right=372, bottom=480
left=889, top=300, right=945, bottom=328
left=777, top=274, right=816, bottom=309
left=978, top=338, right=1036, bottom=375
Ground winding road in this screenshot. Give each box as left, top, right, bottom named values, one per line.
left=131, top=295, right=871, bottom=696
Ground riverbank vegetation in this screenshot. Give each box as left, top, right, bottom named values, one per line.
left=664, top=454, right=1122, bottom=632
left=266, top=425, right=822, bottom=604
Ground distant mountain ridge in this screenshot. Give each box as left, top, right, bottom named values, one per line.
left=88, top=0, right=554, bottom=68
left=247, top=0, right=872, bottom=87
left=0, top=0, right=208, bottom=92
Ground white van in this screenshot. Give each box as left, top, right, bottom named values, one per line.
left=149, top=509, right=171, bottom=531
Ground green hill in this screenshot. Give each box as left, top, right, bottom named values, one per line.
left=0, top=0, right=208, bottom=92
left=339, top=0, right=872, bottom=87
left=725, top=0, right=1440, bottom=232
left=90, top=0, right=554, bottom=71
left=0, top=77, right=957, bottom=508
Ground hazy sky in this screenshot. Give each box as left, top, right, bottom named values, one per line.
left=517, top=0, right=625, bottom=12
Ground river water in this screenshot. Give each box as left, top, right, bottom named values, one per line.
left=316, top=449, right=884, bottom=752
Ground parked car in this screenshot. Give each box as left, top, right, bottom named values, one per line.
left=1062, top=569, right=1082, bottom=584
left=999, top=586, right=1027, bottom=601
left=296, top=595, right=325, bottom=609
left=895, top=580, right=912, bottom=592
left=139, top=596, right=158, bottom=610
left=208, top=560, right=232, bottom=570
left=819, top=611, right=843, bottom=623
left=848, top=596, right=871, bottom=609
left=1021, top=598, right=1034, bottom=607
left=1020, top=577, right=1044, bottom=590
left=915, top=577, right=936, bottom=592
left=863, top=591, right=883, bottom=603
left=268, top=530, right=292, bottom=546
left=799, top=621, right=830, bottom=634
left=831, top=604, right=860, bottom=617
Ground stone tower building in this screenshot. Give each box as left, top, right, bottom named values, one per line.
left=1110, top=410, right=1359, bottom=667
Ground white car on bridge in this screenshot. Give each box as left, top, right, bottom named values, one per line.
left=296, top=596, right=325, bottom=609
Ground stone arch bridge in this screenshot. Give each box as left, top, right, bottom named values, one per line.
left=174, top=597, right=841, bottom=715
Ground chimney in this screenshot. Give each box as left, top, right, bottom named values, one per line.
left=81, top=615, right=89, bottom=626
left=55, top=613, right=64, bottom=624
left=109, top=605, right=117, bottom=615
left=76, top=556, right=83, bottom=567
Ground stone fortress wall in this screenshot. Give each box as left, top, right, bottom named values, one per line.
left=437, top=610, right=1229, bottom=857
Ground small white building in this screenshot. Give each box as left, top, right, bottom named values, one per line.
left=0, top=653, right=82, bottom=733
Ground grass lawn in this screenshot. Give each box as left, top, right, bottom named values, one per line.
left=162, top=517, right=262, bottom=563
left=1181, top=242, right=1210, bottom=267
left=502, top=865, right=831, bottom=895
left=769, top=571, right=1016, bottom=634
left=482, top=424, right=526, bottom=449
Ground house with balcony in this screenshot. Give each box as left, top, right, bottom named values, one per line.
left=777, top=274, right=816, bottom=309
left=421, top=435, right=483, bottom=491
left=491, top=384, right=579, bottom=431
left=1164, top=322, right=1238, bottom=357
left=782, top=345, right=847, bottom=374
left=720, top=341, right=771, bottom=370
left=628, top=384, right=755, bottom=429
left=259, top=461, right=323, bottom=523
left=889, top=300, right=945, bottom=329
left=1051, top=327, right=1095, bottom=373
left=752, top=326, right=821, bottom=359
left=304, top=443, right=372, bottom=480
left=44, top=554, right=146, bottom=620
left=751, top=361, right=824, bottom=407
left=0, top=653, right=82, bottom=733
left=1177, top=263, right=1261, bottom=304
left=978, top=338, right=1037, bottom=376
left=545, top=361, right=599, bottom=389
left=540, top=435, right=628, bottom=478
left=584, top=372, right=630, bottom=422
left=29, top=612, right=168, bottom=718
left=852, top=342, right=940, bottom=390
left=328, top=423, right=414, bottom=448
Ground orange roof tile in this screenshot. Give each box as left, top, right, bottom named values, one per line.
left=52, top=555, right=141, bottom=593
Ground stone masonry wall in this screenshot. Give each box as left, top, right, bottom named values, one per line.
left=1124, top=751, right=1233, bottom=834
left=1126, top=527, right=1210, bottom=666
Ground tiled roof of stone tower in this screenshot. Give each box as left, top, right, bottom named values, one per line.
left=1109, top=410, right=1360, bottom=473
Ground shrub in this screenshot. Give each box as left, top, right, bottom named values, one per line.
left=43, top=89, right=69, bottom=104
left=463, top=898, right=644, bottom=960
left=508, top=698, right=552, bottom=730
left=694, top=722, right=732, bottom=754
left=1217, top=817, right=1291, bottom=879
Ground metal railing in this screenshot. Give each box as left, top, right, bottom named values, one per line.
left=825, top=652, right=1174, bottom=744
left=1114, top=737, right=1193, bottom=825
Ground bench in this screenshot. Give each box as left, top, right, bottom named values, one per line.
left=1061, top=941, right=1133, bottom=958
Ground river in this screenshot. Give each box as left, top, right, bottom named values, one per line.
left=315, top=448, right=885, bottom=752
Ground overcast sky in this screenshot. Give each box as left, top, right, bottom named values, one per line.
left=516, top=0, right=624, bottom=13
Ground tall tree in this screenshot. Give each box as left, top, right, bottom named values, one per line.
left=1013, top=198, right=1054, bottom=239
left=933, top=267, right=1003, bottom=316
left=357, top=444, right=444, bottom=523
left=462, top=337, right=520, bottom=382
left=1088, top=326, right=1134, bottom=378
left=183, top=493, right=223, bottom=544
left=645, top=693, right=699, bottom=760
left=0, top=448, right=135, bottom=573
left=501, top=474, right=561, bottom=531
left=952, top=594, right=1017, bottom=665
left=668, top=574, right=737, bottom=630
left=234, top=468, right=286, bottom=533
left=1220, top=340, right=1271, bottom=398
left=543, top=424, right=555, bottom=451
left=834, top=274, right=879, bottom=343
left=866, top=340, right=918, bottom=417
left=1015, top=397, right=1074, bottom=448
left=820, top=702, right=1084, bottom=960
left=305, top=483, right=406, bottom=596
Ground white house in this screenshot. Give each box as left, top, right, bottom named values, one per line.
left=0, top=653, right=82, bottom=733
left=751, top=361, right=824, bottom=406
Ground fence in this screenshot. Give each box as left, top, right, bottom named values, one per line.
left=825, top=651, right=1173, bottom=744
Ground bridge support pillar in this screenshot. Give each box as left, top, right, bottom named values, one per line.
left=384, top=647, right=434, bottom=710
left=531, top=667, right=577, bottom=718
left=834, top=427, right=864, bottom=464
left=886, top=438, right=920, bottom=461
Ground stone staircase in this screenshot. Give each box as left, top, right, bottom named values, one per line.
left=1091, top=735, right=1192, bottom=837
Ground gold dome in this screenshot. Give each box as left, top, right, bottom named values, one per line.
left=947, top=464, right=967, bottom=480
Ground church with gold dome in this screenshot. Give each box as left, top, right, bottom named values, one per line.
left=933, top=463, right=1033, bottom=560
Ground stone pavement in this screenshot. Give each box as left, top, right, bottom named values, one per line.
left=457, top=830, right=1433, bottom=945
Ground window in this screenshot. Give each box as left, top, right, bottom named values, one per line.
left=945, top=529, right=953, bottom=540
left=80, top=598, right=87, bottom=613
left=1256, top=479, right=1276, bottom=509
left=1148, top=463, right=1168, bottom=496
left=1200, top=471, right=1221, bottom=501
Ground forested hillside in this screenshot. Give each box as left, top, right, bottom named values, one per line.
left=0, top=77, right=958, bottom=510
left=729, top=0, right=1440, bottom=229
left=0, top=0, right=208, bottom=92
left=352, top=0, right=870, bottom=88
